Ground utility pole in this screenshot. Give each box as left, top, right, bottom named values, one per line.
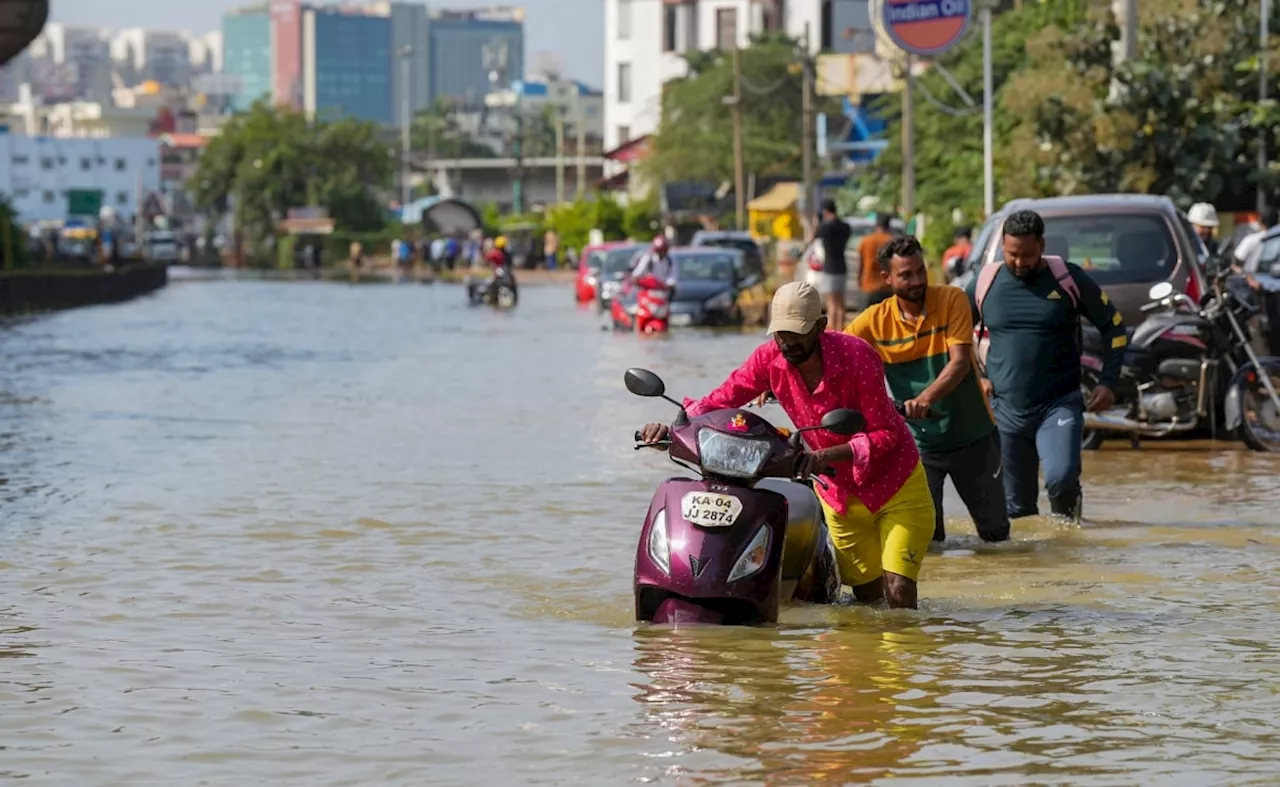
left=1260, top=0, right=1271, bottom=212
left=513, top=89, right=525, bottom=214
left=730, top=46, right=745, bottom=229
left=575, top=92, right=586, bottom=199
left=555, top=107, right=565, bottom=204
left=981, top=3, right=994, bottom=217
left=901, top=54, right=915, bottom=219
left=801, top=23, right=815, bottom=242
left=400, top=45, right=412, bottom=209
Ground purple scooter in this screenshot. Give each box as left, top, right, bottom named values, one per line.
left=625, top=368, right=866, bottom=626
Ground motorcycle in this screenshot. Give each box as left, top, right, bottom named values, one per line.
left=1080, top=268, right=1280, bottom=451
left=611, top=275, right=670, bottom=333
left=625, top=367, right=863, bottom=626
left=465, top=265, right=518, bottom=308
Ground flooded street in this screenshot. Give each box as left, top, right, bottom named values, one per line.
left=1, top=278, right=1279, bottom=785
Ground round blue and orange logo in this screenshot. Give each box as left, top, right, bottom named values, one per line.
left=882, top=0, right=972, bottom=57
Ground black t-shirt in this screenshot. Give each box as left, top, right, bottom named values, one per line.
left=816, top=219, right=852, bottom=275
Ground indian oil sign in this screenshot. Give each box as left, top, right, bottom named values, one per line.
left=881, top=0, right=972, bottom=57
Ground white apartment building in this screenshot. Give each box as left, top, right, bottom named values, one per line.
left=0, top=134, right=161, bottom=223
left=603, top=0, right=875, bottom=156
left=189, top=31, right=223, bottom=74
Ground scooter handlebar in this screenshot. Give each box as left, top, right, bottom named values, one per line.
left=893, top=400, right=939, bottom=419
left=633, top=430, right=672, bottom=449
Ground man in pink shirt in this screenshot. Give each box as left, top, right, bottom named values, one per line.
left=638, top=282, right=935, bottom=608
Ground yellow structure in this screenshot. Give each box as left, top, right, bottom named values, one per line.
left=748, top=182, right=801, bottom=241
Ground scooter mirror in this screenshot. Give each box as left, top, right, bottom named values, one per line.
left=820, top=408, right=866, bottom=436
left=1148, top=281, right=1175, bottom=301
left=624, top=368, right=666, bottom=398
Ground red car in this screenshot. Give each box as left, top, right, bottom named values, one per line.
left=575, top=241, right=646, bottom=308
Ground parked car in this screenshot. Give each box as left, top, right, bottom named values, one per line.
left=575, top=241, right=641, bottom=304
left=952, top=195, right=1210, bottom=327
left=581, top=242, right=646, bottom=312
left=690, top=230, right=765, bottom=282
left=614, top=247, right=759, bottom=327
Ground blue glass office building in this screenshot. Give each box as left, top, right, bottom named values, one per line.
left=428, top=14, right=523, bottom=104
left=222, top=9, right=271, bottom=112
left=304, top=8, right=392, bottom=124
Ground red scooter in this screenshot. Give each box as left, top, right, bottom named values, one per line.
left=611, top=274, right=670, bottom=334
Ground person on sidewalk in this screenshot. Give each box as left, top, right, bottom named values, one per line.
left=856, top=213, right=896, bottom=313
left=849, top=235, right=1009, bottom=544
left=813, top=199, right=852, bottom=331
left=966, top=209, right=1126, bottom=522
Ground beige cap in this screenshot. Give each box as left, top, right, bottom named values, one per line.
left=767, top=281, right=823, bottom=335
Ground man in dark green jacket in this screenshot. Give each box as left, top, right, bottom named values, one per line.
left=966, top=209, right=1126, bottom=521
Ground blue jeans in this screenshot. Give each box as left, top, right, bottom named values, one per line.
left=992, top=390, right=1084, bottom=518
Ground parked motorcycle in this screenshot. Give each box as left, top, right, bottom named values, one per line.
left=611, top=275, right=670, bottom=333
left=465, top=265, right=518, bottom=308
left=1080, top=269, right=1280, bottom=451
left=625, top=367, right=859, bottom=626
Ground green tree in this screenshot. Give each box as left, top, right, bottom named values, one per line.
left=641, top=37, right=833, bottom=185
left=411, top=99, right=499, bottom=160
left=1004, top=0, right=1278, bottom=207
left=190, top=99, right=393, bottom=245
left=853, top=0, right=1092, bottom=230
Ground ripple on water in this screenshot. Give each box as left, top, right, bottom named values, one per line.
left=1, top=283, right=1279, bottom=783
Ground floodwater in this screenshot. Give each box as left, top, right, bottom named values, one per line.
left=1, top=278, right=1278, bottom=785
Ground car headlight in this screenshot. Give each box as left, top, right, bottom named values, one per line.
left=602, top=281, right=620, bottom=296
left=705, top=291, right=734, bottom=310
left=648, top=509, right=670, bottom=575
left=728, top=525, right=770, bottom=582
left=586, top=274, right=598, bottom=286
left=697, top=429, right=771, bottom=478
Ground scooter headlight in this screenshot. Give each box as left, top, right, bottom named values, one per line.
left=648, top=509, right=670, bottom=575
left=728, top=525, right=771, bottom=582
left=697, top=429, right=771, bottom=478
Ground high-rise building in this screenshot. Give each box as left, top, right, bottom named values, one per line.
left=27, top=23, right=114, bottom=103
left=222, top=8, right=271, bottom=111
left=303, top=6, right=391, bottom=124
left=427, top=7, right=524, bottom=105
left=372, top=1, right=429, bottom=129
left=110, top=29, right=195, bottom=87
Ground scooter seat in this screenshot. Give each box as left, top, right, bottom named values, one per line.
left=756, top=479, right=824, bottom=582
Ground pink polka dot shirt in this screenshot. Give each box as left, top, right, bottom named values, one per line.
left=684, top=332, right=920, bottom=514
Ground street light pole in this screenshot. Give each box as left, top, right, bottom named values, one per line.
left=801, top=23, right=815, bottom=242
left=400, top=45, right=412, bottom=210
left=1260, top=0, right=1271, bottom=212
left=981, top=3, right=994, bottom=217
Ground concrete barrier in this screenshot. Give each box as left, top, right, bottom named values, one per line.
left=0, top=264, right=168, bottom=316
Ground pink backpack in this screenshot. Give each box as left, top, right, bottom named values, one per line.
left=973, top=255, right=1080, bottom=374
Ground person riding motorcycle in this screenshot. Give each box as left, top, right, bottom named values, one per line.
left=485, top=235, right=512, bottom=269
left=630, top=235, right=677, bottom=288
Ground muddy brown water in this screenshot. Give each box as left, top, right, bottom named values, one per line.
left=0, top=280, right=1277, bottom=784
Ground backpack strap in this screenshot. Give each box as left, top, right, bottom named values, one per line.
left=1041, top=255, right=1080, bottom=308
left=973, top=262, right=1002, bottom=378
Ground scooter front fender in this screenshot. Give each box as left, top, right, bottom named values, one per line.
left=634, top=478, right=788, bottom=623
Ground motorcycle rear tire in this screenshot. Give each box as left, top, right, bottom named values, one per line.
left=1236, top=374, right=1280, bottom=452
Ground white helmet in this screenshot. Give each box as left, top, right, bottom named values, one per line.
left=1188, top=202, right=1219, bottom=228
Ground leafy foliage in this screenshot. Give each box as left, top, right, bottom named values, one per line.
left=642, top=38, right=836, bottom=185
left=1004, top=0, right=1279, bottom=207
left=411, top=99, right=501, bottom=159
left=190, top=100, right=394, bottom=244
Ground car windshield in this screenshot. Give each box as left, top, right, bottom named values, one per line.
left=698, top=237, right=758, bottom=256
left=994, top=213, right=1178, bottom=285
left=675, top=252, right=737, bottom=281
left=601, top=246, right=641, bottom=275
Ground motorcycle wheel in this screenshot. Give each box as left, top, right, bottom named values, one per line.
left=496, top=284, right=517, bottom=309
left=1237, top=372, right=1280, bottom=452
left=1080, top=369, right=1107, bottom=450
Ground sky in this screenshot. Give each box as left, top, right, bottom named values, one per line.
left=50, top=0, right=605, bottom=85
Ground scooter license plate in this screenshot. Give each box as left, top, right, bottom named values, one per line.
left=670, top=314, right=693, bottom=326
left=681, top=492, right=743, bottom=527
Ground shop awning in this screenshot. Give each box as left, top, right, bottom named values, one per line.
left=748, top=182, right=800, bottom=213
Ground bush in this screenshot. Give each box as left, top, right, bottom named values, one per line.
left=622, top=195, right=661, bottom=241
